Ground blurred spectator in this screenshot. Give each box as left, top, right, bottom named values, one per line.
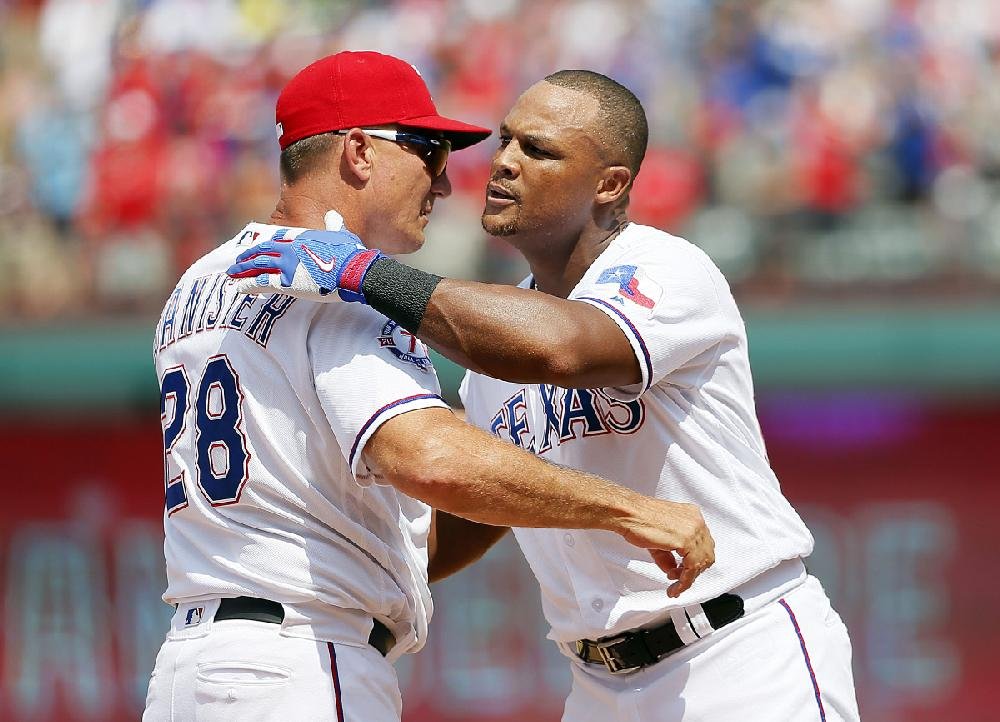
left=1, top=0, right=999, bottom=321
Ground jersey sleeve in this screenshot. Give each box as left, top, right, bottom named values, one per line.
left=574, top=239, right=740, bottom=401
left=308, top=305, right=450, bottom=480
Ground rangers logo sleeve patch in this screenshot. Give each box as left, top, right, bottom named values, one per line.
left=377, top=320, right=433, bottom=372
left=597, top=264, right=662, bottom=311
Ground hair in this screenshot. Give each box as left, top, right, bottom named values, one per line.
left=279, top=132, right=339, bottom=184
left=543, top=69, right=648, bottom=181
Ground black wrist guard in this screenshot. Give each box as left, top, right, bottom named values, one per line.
left=361, top=257, right=443, bottom=333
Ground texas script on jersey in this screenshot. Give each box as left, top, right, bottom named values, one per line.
left=489, top=386, right=645, bottom=454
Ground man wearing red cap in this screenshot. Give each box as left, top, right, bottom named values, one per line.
left=230, top=67, right=860, bottom=721
left=144, top=51, right=714, bottom=722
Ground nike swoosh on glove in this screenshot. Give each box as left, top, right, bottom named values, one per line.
left=227, top=227, right=383, bottom=304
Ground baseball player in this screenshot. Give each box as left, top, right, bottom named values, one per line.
left=145, top=53, right=715, bottom=722
left=231, top=70, right=861, bottom=720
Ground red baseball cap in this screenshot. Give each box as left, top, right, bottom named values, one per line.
left=275, top=51, right=492, bottom=151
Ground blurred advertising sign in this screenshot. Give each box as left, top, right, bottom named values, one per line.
left=0, top=396, right=997, bottom=722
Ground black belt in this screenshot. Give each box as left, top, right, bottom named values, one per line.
left=574, top=593, right=745, bottom=674
left=214, top=597, right=395, bottom=657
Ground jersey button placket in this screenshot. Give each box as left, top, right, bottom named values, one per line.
left=562, top=529, right=610, bottom=628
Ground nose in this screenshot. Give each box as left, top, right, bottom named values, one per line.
left=431, top=168, right=452, bottom=198
left=492, top=142, right=519, bottom=179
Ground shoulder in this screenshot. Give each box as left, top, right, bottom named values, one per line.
left=578, top=224, right=743, bottom=333
left=311, top=298, right=389, bottom=329
left=612, top=224, right=719, bottom=268
left=312, top=305, right=438, bottom=374
left=608, top=225, right=730, bottom=289
left=173, top=222, right=283, bottom=282
left=309, top=303, right=388, bottom=350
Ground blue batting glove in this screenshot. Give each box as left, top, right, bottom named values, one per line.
left=227, top=227, right=383, bottom=304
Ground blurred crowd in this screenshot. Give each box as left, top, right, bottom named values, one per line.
left=1, top=0, right=1000, bottom=321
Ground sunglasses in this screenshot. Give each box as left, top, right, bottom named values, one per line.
left=336, top=129, right=451, bottom=178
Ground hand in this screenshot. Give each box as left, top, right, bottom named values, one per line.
left=616, top=499, right=715, bottom=598
left=227, top=223, right=382, bottom=304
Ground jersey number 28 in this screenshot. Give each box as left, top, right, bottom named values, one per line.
left=159, top=354, right=250, bottom=515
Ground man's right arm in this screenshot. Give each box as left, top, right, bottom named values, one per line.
left=227, top=232, right=683, bottom=390
left=363, top=407, right=714, bottom=598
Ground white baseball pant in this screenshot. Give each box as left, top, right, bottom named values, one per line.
left=561, top=574, right=860, bottom=722
left=143, top=600, right=401, bottom=722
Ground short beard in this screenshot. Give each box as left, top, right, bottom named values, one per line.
left=481, top=213, right=519, bottom=237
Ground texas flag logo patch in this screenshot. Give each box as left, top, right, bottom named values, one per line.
left=597, top=265, right=661, bottom=310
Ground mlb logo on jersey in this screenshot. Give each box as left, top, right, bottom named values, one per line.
left=184, top=607, right=205, bottom=627
left=378, top=320, right=433, bottom=372
left=597, top=265, right=661, bottom=311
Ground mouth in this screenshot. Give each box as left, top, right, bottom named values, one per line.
left=485, top=182, right=517, bottom=207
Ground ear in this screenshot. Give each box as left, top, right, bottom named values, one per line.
left=595, top=166, right=632, bottom=206
left=340, top=128, right=376, bottom=183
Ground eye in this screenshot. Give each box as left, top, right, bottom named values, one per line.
left=498, top=134, right=511, bottom=148
left=524, top=142, right=554, bottom=159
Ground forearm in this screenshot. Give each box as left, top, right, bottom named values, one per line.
left=427, top=511, right=509, bottom=582
left=368, top=409, right=642, bottom=533
left=362, top=260, right=639, bottom=387
left=419, top=279, right=587, bottom=383
left=367, top=408, right=715, bottom=597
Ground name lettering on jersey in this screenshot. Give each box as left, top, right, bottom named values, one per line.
left=377, top=320, right=433, bottom=372
left=227, top=294, right=257, bottom=330
left=245, top=294, right=296, bottom=345
left=489, top=386, right=645, bottom=453
left=154, top=272, right=296, bottom=355
left=200, top=274, right=228, bottom=330
left=178, top=275, right=210, bottom=339
left=158, top=285, right=183, bottom=349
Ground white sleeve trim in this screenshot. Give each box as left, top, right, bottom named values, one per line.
left=577, top=296, right=652, bottom=399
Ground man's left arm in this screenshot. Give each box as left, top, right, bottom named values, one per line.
left=427, top=510, right=509, bottom=582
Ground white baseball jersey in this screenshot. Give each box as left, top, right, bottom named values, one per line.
left=459, top=223, right=815, bottom=643
left=153, top=221, right=448, bottom=656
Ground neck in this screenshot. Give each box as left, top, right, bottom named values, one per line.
left=524, top=216, right=629, bottom=298
left=270, top=181, right=365, bottom=235
left=270, top=195, right=326, bottom=229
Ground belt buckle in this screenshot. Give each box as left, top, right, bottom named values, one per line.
left=595, top=633, right=635, bottom=675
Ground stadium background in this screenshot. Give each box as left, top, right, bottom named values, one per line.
left=1, top=0, right=998, bottom=720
